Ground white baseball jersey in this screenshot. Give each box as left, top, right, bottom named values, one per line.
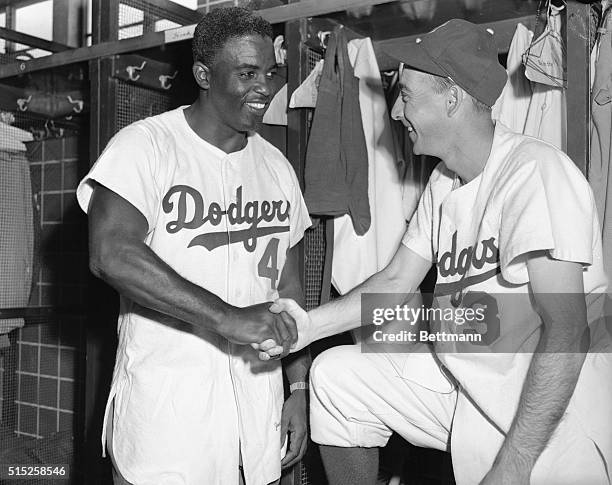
left=403, top=122, right=611, bottom=482
left=77, top=106, right=311, bottom=485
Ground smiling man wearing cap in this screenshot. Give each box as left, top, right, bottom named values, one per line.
left=258, top=18, right=612, bottom=485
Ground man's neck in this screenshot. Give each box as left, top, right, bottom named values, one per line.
left=184, top=99, right=248, bottom=154
left=443, top=117, right=495, bottom=184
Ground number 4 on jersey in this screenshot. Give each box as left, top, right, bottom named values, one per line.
left=258, top=237, right=280, bottom=290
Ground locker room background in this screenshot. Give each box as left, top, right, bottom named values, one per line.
left=0, top=0, right=598, bottom=483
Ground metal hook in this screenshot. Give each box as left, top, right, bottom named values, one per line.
left=44, top=119, right=52, bottom=138
left=159, top=71, right=178, bottom=90
left=66, top=95, right=84, bottom=113
left=45, top=120, right=64, bottom=139
left=126, top=60, right=147, bottom=81
left=31, top=127, right=45, bottom=141
left=17, top=95, right=32, bottom=112
left=317, top=30, right=331, bottom=50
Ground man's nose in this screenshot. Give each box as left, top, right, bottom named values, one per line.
left=254, top=74, right=272, bottom=97
left=391, top=96, right=404, bottom=121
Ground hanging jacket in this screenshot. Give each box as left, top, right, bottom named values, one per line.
left=0, top=151, right=34, bottom=342
left=492, top=17, right=566, bottom=151
left=304, top=26, right=370, bottom=236
left=331, top=38, right=407, bottom=295
left=590, top=7, right=612, bottom=283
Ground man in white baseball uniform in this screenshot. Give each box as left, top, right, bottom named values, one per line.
left=77, top=7, right=311, bottom=485
left=260, top=19, right=612, bottom=485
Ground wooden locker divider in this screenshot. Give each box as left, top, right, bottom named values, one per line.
left=86, top=2, right=121, bottom=484
left=566, top=0, right=592, bottom=174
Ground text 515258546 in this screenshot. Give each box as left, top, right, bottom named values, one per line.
left=0, top=464, right=69, bottom=480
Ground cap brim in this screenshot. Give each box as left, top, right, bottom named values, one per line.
left=383, top=41, right=447, bottom=77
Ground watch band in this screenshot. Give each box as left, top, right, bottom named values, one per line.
left=289, top=381, right=309, bottom=393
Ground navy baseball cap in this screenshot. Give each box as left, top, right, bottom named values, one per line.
left=384, top=19, right=507, bottom=107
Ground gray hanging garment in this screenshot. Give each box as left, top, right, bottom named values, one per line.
left=304, top=26, right=370, bottom=235
left=0, top=151, right=34, bottom=341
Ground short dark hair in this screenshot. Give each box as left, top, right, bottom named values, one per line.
left=192, top=7, right=273, bottom=67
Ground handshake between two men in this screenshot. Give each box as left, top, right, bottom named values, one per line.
left=236, top=299, right=310, bottom=360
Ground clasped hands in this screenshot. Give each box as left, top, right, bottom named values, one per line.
left=241, top=298, right=310, bottom=360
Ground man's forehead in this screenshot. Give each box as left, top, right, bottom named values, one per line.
left=223, top=35, right=272, bottom=53
left=398, top=65, right=428, bottom=87
left=220, top=35, right=274, bottom=64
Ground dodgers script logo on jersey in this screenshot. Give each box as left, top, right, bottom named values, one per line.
left=432, top=231, right=503, bottom=346
left=162, top=185, right=291, bottom=252
left=435, top=231, right=501, bottom=297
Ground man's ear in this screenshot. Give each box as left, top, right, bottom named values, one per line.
left=192, top=61, right=210, bottom=90
left=446, top=85, right=463, bottom=117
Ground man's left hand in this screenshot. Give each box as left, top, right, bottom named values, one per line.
left=280, top=390, right=308, bottom=469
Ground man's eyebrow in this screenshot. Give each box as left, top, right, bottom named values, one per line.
left=235, top=63, right=277, bottom=71
left=236, top=63, right=261, bottom=70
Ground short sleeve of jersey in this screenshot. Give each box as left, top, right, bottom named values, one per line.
left=499, top=157, right=595, bottom=284
left=287, top=163, right=312, bottom=248
left=76, top=124, right=159, bottom=231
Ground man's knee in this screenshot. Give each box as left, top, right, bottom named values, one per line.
left=310, top=345, right=360, bottom=395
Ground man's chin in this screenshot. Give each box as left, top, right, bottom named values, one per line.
left=238, top=116, right=263, bottom=132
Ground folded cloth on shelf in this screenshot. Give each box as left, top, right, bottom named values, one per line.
left=0, top=121, right=33, bottom=152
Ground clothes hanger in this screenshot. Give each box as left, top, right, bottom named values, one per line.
left=522, top=0, right=566, bottom=88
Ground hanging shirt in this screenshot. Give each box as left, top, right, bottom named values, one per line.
left=523, top=4, right=567, bottom=151
left=263, top=83, right=288, bottom=126
left=523, top=4, right=566, bottom=88
left=289, top=59, right=323, bottom=109
left=331, top=37, right=406, bottom=295
left=304, top=27, right=370, bottom=236
left=0, top=122, right=33, bottom=152
left=492, top=18, right=567, bottom=151
left=492, top=23, right=533, bottom=135
left=590, top=8, right=612, bottom=287
left=0, top=151, right=34, bottom=344
left=77, top=106, right=311, bottom=485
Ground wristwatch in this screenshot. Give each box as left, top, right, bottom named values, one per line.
left=289, top=381, right=309, bottom=393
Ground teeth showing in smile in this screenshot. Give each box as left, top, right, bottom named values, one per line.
left=246, top=102, right=266, bottom=110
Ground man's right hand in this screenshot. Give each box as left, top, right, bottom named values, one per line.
left=217, top=302, right=298, bottom=356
